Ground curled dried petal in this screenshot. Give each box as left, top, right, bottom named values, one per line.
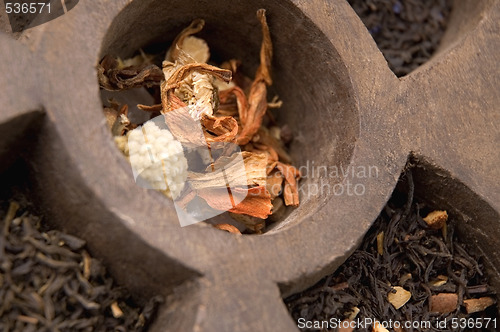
left=98, top=55, right=163, bottom=91
left=161, top=63, right=231, bottom=115
left=201, top=114, right=239, bottom=143
left=266, top=169, right=284, bottom=199
left=167, top=19, right=206, bottom=62
left=219, top=87, right=249, bottom=125
left=198, top=186, right=272, bottom=219
left=275, top=162, right=301, bottom=206
left=235, top=10, right=273, bottom=145
left=213, top=224, right=241, bottom=234
left=137, top=104, right=163, bottom=112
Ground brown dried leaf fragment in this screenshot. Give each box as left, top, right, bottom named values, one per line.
left=166, top=19, right=205, bottom=62
left=219, top=86, right=249, bottom=123
left=189, top=151, right=267, bottom=190
left=199, top=186, right=272, bottom=219
left=98, top=55, right=164, bottom=91
left=256, top=127, right=292, bottom=164
left=236, top=9, right=273, bottom=145
left=111, top=301, right=124, bottom=318
left=423, top=210, right=448, bottom=229
left=229, top=213, right=266, bottom=233
left=160, top=98, right=207, bottom=146
left=110, top=104, right=130, bottom=136
left=137, top=103, right=162, bottom=113
left=275, top=162, right=301, bottom=206
left=266, top=169, right=283, bottom=199
left=268, top=197, right=286, bottom=222
left=240, top=151, right=268, bottom=187
left=376, top=232, right=384, bottom=255
left=161, top=63, right=231, bottom=115
left=387, top=286, right=411, bottom=309
left=201, top=114, right=239, bottom=143
left=430, top=293, right=458, bottom=314
left=463, top=297, right=496, bottom=314
left=214, top=223, right=241, bottom=234
left=338, top=321, right=355, bottom=332
left=372, top=321, right=389, bottom=332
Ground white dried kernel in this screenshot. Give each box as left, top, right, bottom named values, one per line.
left=128, top=121, right=188, bottom=198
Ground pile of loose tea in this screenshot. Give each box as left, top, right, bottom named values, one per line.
left=286, top=168, right=498, bottom=331
left=98, top=9, right=300, bottom=234
left=0, top=202, right=162, bottom=331
left=348, top=0, right=453, bottom=76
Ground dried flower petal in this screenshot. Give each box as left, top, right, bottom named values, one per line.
left=161, top=63, right=231, bottom=118
left=201, top=114, right=239, bottom=143
left=213, top=223, right=241, bottom=234
left=268, top=197, right=286, bottom=222
left=137, top=104, right=162, bottom=113
left=266, top=169, right=283, bottom=199
left=167, top=19, right=206, bottom=62
left=275, top=162, right=301, bottom=206
left=219, top=86, right=249, bottom=123
left=255, top=127, right=292, bottom=164
left=189, top=151, right=267, bottom=190
left=98, top=55, right=163, bottom=91
left=229, top=213, right=266, bottom=233
left=198, top=186, right=272, bottom=219
left=236, top=9, right=273, bottom=145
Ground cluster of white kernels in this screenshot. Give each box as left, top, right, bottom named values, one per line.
left=128, top=121, right=188, bottom=198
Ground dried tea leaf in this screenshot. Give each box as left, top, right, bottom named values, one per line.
left=98, top=55, right=164, bottom=91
